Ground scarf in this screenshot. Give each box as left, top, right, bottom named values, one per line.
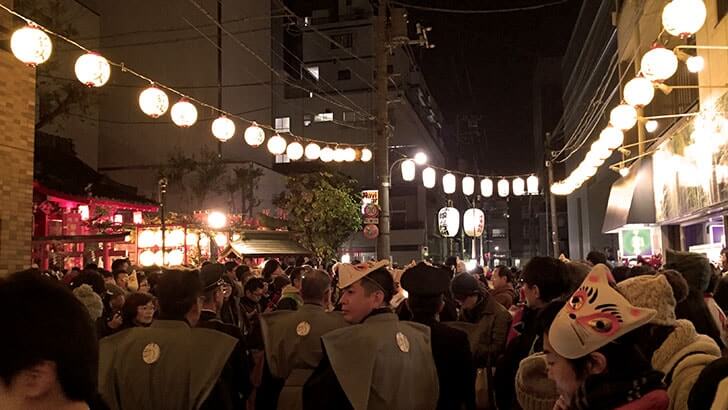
left=570, top=369, right=666, bottom=410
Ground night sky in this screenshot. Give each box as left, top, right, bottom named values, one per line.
left=403, top=0, right=582, bottom=174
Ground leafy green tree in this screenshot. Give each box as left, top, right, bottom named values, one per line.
left=234, top=164, right=263, bottom=217
left=276, top=172, right=361, bottom=260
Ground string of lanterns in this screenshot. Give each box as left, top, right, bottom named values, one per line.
left=3, top=4, right=373, bottom=163
left=551, top=0, right=707, bottom=196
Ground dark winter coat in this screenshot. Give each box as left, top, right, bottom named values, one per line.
left=490, top=283, right=517, bottom=309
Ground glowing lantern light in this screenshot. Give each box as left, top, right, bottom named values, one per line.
left=481, top=178, right=494, bottom=197
left=138, top=230, right=156, bottom=248
left=600, top=126, right=625, bottom=150
left=139, top=250, right=156, bottom=267
left=414, top=152, right=428, bottom=165
left=438, top=206, right=460, bottom=237
left=186, top=232, right=198, bottom=247
left=244, top=122, right=265, bottom=147
left=154, top=251, right=164, bottom=266
left=333, top=148, right=347, bottom=163
left=305, top=143, right=321, bottom=160
left=442, top=173, right=457, bottom=194
left=133, top=211, right=143, bottom=225
left=167, top=229, right=185, bottom=247
left=320, top=147, right=334, bottom=162
left=591, top=139, right=613, bottom=160
left=74, top=52, right=110, bottom=87
left=341, top=253, right=351, bottom=264
left=641, top=46, right=678, bottom=82
left=199, top=234, right=210, bottom=248
left=207, top=211, right=227, bottom=229
left=645, top=120, right=659, bottom=133
left=267, top=134, right=287, bottom=155
left=166, top=249, right=184, bottom=266
left=212, top=116, right=236, bottom=142
left=170, top=99, right=198, bottom=127
left=113, top=214, right=123, bottom=224
left=401, top=159, right=416, bottom=181
left=498, top=179, right=510, bottom=197
left=11, top=25, right=52, bottom=66
left=463, top=208, right=485, bottom=237
left=610, top=104, right=638, bottom=130
left=527, top=175, right=539, bottom=194
left=462, top=176, right=475, bottom=196
left=286, top=142, right=304, bottom=160
left=662, top=0, right=706, bottom=37
left=344, top=147, right=357, bottom=162
left=624, top=76, right=654, bottom=107
left=78, top=205, right=90, bottom=221
left=512, top=177, right=526, bottom=196
left=619, top=167, right=630, bottom=177
left=686, top=55, right=705, bottom=73
left=214, top=232, right=228, bottom=247
left=138, top=86, right=169, bottom=118
left=422, top=167, right=436, bottom=188
left=360, top=148, right=372, bottom=162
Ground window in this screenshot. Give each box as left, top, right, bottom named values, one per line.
left=491, top=228, right=507, bottom=238
left=275, top=154, right=290, bottom=164
left=305, top=66, right=319, bottom=80
left=330, top=33, right=354, bottom=49
left=338, top=69, right=351, bottom=81
left=304, top=114, right=312, bottom=127
left=314, top=112, right=334, bottom=122
left=274, top=117, right=290, bottom=133
left=343, top=111, right=357, bottom=122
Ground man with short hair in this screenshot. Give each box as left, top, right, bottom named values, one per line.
left=277, top=266, right=306, bottom=311
left=0, top=271, right=102, bottom=410
left=259, top=269, right=347, bottom=409
left=99, top=269, right=239, bottom=409
left=303, top=261, right=439, bottom=410
left=241, top=277, right=266, bottom=338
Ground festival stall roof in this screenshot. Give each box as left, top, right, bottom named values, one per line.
left=602, top=157, right=656, bottom=234
left=220, top=231, right=310, bottom=258
left=34, top=133, right=158, bottom=211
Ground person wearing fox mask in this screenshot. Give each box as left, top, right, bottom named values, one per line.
left=542, top=264, right=670, bottom=410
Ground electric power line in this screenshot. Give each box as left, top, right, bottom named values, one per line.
left=390, top=0, right=569, bottom=14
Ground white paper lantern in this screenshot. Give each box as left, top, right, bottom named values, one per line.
left=662, top=0, right=706, bottom=37
left=138, top=229, right=156, bottom=248
left=75, top=52, right=110, bottom=87
left=171, top=99, right=198, bottom=127
left=401, top=159, right=416, bottom=181
left=344, top=147, right=356, bottom=162
left=186, top=232, right=198, bottom=247
left=414, top=152, right=428, bottom=165
left=360, top=148, right=372, bottom=162
left=624, top=76, right=654, bottom=107
left=442, top=173, right=457, bottom=194
left=11, top=25, right=52, bottom=66
left=138, top=86, right=169, bottom=118
left=212, top=116, right=236, bottom=142
left=244, top=122, right=266, bottom=147
left=641, top=46, right=678, bottom=82
left=214, top=232, right=228, bottom=247
left=334, top=148, right=346, bottom=162
left=167, top=229, right=185, bottom=247
left=422, top=167, right=436, bottom=188
left=610, top=104, right=638, bottom=130
left=286, top=142, right=304, bottom=160
left=320, top=146, right=334, bottom=162
left=481, top=178, right=494, bottom=197
left=305, top=143, right=321, bottom=160
left=139, top=250, right=156, bottom=267
left=463, top=208, right=485, bottom=237
left=166, top=249, right=184, bottom=266
left=267, top=134, right=287, bottom=155
left=438, top=207, right=460, bottom=238
left=527, top=175, right=539, bottom=194
left=686, top=55, right=705, bottom=73
left=600, top=126, right=625, bottom=150
left=462, top=176, right=475, bottom=196
left=207, top=211, right=227, bottom=229
left=497, top=179, right=510, bottom=197
left=645, top=120, right=659, bottom=133
left=512, top=177, right=526, bottom=196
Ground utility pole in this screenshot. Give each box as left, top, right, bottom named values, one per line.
left=546, top=157, right=560, bottom=257
left=375, top=0, right=391, bottom=261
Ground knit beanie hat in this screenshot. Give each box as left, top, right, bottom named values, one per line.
left=450, top=273, right=481, bottom=298
left=515, top=354, right=559, bottom=410
left=664, top=249, right=712, bottom=292
left=73, top=284, right=104, bottom=320
left=617, top=274, right=676, bottom=326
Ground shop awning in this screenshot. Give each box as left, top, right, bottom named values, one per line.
left=219, top=231, right=310, bottom=258
left=602, top=157, right=656, bottom=234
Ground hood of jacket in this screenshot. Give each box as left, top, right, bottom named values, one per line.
left=652, top=319, right=722, bottom=373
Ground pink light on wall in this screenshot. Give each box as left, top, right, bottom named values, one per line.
left=113, top=214, right=123, bottom=224
left=133, top=211, right=143, bottom=225
left=78, top=205, right=90, bottom=221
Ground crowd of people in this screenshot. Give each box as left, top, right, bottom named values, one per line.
left=3, top=249, right=728, bottom=409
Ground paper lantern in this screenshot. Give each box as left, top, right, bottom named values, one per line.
left=11, top=25, right=52, bottom=66
left=401, top=159, right=416, bottom=181
left=320, top=147, right=334, bottom=162
left=171, top=99, right=198, bottom=127
left=139, top=250, right=156, bottom=267
left=267, top=134, right=287, bottom=155
left=360, top=148, right=372, bottom=162
left=305, top=143, right=321, bottom=160
left=442, top=173, right=456, bottom=194
left=214, top=232, right=228, bottom=247
left=463, top=208, right=485, bottom=237
left=344, top=147, right=356, bottom=162
left=641, top=46, right=678, bottom=82
left=414, top=152, right=428, bottom=165
left=244, top=122, right=265, bottom=147
left=137, top=230, right=156, bottom=249
left=75, top=52, right=110, bottom=87
left=512, top=177, right=526, bottom=196
left=138, top=86, right=169, bottom=118
left=333, top=148, right=347, bottom=162
left=167, top=229, right=185, bottom=247
left=207, top=211, right=227, bottom=229
left=422, top=167, right=436, bottom=189
left=481, top=178, right=493, bottom=197
left=624, top=76, right=654, bottom=107
left=462, top=176, right=475, bottom=196
left=212, top=116, right=236, bottom=142
left=286, top=142, right=304, bottom=160
left=438, top=207, right=460, bottom=238
left=600, top=126, right=625, bottom=150
left=686, top=55, right=704, bottom=73
left=662, top=0, right=706, bottom=37
left=645, top=120, right=659, bottom=133
left=527, top=175, right=539, bottom=194
left=610, top=104, right=638, bottom=130
left=497, top=179, right=510, bottom=197
left=186, top=232, right=198, bottom=247
left=199, top=234, right=210, bottom=248
left=166, top=249, right=184, bottom=266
